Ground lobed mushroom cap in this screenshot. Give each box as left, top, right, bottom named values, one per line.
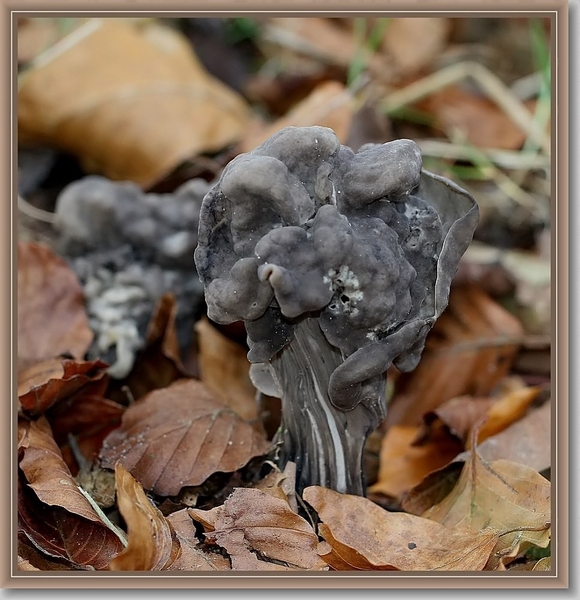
left=195, top=126, right=478, bottom=410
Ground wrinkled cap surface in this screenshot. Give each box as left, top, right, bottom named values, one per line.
left=195, top=126, right=478, bottom=410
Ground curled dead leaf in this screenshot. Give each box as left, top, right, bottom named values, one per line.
left=18, top=242, right=93, bottom=372
left=304, top=486, right=497, bottom=571
left=18, top=471, right=123, bottom=570
left=422, top=452, right=551, bottom=570
left=368, top=425, right=462, bottom=501
left=18, top=357, right=109, bottom=417
left=19, top=416, right=112, bottom=523
left=99, top=378, right=270, bottom=496
left=108, top=464, right=180, bottom=571
left=190, top=487, right=326, bottom=571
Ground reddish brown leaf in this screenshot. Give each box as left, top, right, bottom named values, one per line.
left=49, top=393, right=125, bottom=470
left=368, top=425, right=462, bottom=501
left=18, top=473, right=123, bottom=570
left=420, top=85, right=537, bottom=150
left=99, top=378, right=270, bottom=496
left=386, top=285, right=524, bottom=427
left=18, top=357, right=109, bottom=417
left=304, top=486, right=497, bottom=571
left=190, top=487, right=326, bottom=571
left=118, top=293, right=190, bottom=401
left=195, top=317, right=259, bottom=423
left=108, top=464, right=180, bottom=571
left=18, top=242, right=93, bottom=371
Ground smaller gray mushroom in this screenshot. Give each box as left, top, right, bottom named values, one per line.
left=195, top=126, right=478, bottom=495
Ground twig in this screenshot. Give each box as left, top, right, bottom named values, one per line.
left=415, top=139, right=550, bottom=171
left=382, top=60, right=550, bottom=155
left=76, top=485, right=128, bottom=548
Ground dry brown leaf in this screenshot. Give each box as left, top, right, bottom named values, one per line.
left=18, top=19, right=251, bottom=188
left=382, top=18, right=451, bottom=75
left=18, top=357, right=109, bottom=417
left=166, top=509, right=231, bottom=571
left=466, top=399, right=551, bottom=472
left=99, top=378, right=270, bottom=496
left=121, top=293, right=190, bottom=401
left=402, top=398, right=551, bottom=516
left=421, top=86, right=537, bottom=150
left=18, top=471, right=123, bottom=570
left=304, top=486, right=497, bottom=571
left=19, top=416, right=112, bottom=523
left=108, top=464, right=180, bottom=570
left=368, top=425, right=462, bottom=501
left=190, top=487, right=326, bottom=571
left=18, top=242, right=93, bottom=372
left=195, top=317, right=259, bottom=423
left=422, top=452, right=551, bottom=570
left=386, top=284, right=524, bottom=427
left=470, top=385, right=541, bottom=447
left=238, top=81, right=354, bottom=153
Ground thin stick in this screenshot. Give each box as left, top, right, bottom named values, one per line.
left=382, top=61, right=550, bottom=155
left=415, top=139, right=550, bottom=171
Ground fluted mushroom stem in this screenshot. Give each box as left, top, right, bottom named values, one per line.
left=270, top=317, right=386, bottom=496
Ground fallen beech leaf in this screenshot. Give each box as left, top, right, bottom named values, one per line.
left=18, top=357, right=109, bottom=417
left=382, top=18, right=451, bottom=74
left=19, top=417, right=112, bottom=523
left=386, top=285, right=524, bottom=427
left=99, top=378, right=270, bottom=496
left=465, top=399, right=551, bottom=472
left=402, top=399, right=551, bottom=515
left=304, top=486, right=497, bottom=571
left=238, top=81, right=354, bottom=153
left=195, top=317, right=259, bottom=423
left=120, top=293, right=190, bottom=401
left=470, top=385, right=541, bottom=447
left=18, top=242, right=93, bottom=371
left=18, top=473, right=123, bottom=570
left=421, top=86, right=537, bottom=150
left=18, top=19, right=251, bottom=188
left=422, top=452, right=551, bottom=570
left=190, top=487, right=326, bottom=571
left=18, top=534, right=80, bottom=571
left=368, top=425, right=462, bottom=500
left=166, top=509, right=231, bottom=571
left=108, top=464, right=180, bottom=571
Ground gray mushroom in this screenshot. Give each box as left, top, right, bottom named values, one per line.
left=195, top=126, right=478, bottom=495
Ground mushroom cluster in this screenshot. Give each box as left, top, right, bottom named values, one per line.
left=195, top=126, right=478, bottom=495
